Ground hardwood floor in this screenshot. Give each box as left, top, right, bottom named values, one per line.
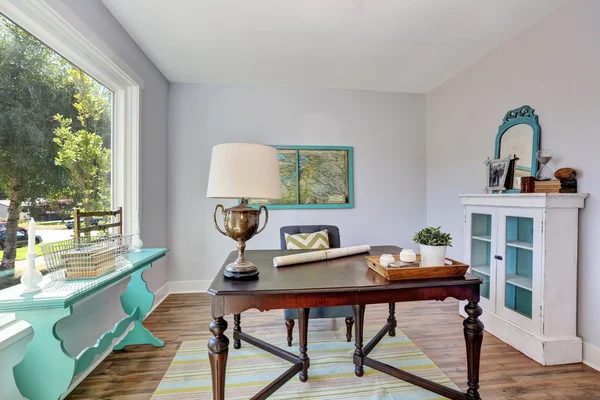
left=67, top=293, right=600, bottom=399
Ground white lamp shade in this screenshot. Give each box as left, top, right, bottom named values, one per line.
left=207, top=143, right=282, bottom=199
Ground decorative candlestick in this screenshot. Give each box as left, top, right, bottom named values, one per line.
left=132, top=214, right=143, bottom=252
left=21, top=219, right=42, bottom=294
left=132, top=230, right=144, bottom=252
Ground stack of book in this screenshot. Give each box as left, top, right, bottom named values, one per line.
left=534, top=179, right=577, bottom=193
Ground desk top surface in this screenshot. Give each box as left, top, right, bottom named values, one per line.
left=0, top=248, right=168, bottom=312
left=208, top=246, right=480, bottom=296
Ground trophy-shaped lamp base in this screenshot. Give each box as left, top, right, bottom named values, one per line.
left=214, top=200, right=268, bottom=281
left=224, top=267, right=259, bottom=280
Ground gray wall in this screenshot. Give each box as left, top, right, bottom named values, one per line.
left=0, top=1, right=170, bottom=396
left=168, top=84, right=426, bottom=282
left=426, top=0, right=600, bottom=355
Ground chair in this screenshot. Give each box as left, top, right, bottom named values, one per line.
left=280, top=225, right=354, bottom=347
left=73, top=207, right=123, bottom=238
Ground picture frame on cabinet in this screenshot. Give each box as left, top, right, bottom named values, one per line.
left=485, top=154, right=516, bottom=192
left=487, top=158, right=510, bottom=191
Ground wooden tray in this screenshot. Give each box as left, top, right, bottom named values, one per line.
left=365, top=255, right=469, bottom=281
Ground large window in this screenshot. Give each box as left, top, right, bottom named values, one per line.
left=0, top=14, right=113, bottom=290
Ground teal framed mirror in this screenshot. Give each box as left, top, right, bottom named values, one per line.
left=495, top=105, right=541, bottom=191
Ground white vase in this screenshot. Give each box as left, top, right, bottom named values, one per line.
left=419, top=244, right=447, bottom=267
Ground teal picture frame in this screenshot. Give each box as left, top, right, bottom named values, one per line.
left=494, top=105, right=541, bottom=193
left=247, top=145, right=354, bottom=209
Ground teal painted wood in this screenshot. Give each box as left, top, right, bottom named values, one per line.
left=113, top=263, right=164, bottom=350
left=9, top=249, right=167, bottom=400
left=74, top=307, right=140, bottom=375
left=494, top=106, right=541, bottom=193
left=0, top=248, right=168, bottom=312
left=13, top=307, right=76, bottom=400
left=246, top=145, right=355, bottom=209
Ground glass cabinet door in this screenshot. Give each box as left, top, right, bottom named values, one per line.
left=497, top=208, right=541, bottom=333
left=466, top=207, right=497, bottom=311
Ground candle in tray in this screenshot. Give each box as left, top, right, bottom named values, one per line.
left=28, top=218, right=36, bottom=252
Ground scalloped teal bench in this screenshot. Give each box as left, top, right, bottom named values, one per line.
left=0, top=248, right=168, bottom=400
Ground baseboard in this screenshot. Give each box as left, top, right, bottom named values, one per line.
left=169, top=280, right=212, bottom=293
left=148, top=282, right=170, bottom=317
left=583, top=341, right=600, bottom=372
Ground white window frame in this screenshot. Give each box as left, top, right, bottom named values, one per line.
left=0, top=0, right=143, bottom=329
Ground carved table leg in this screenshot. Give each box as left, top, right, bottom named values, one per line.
left=464, top=301, right=484, bottom=400
left=388, top=302, right=397, bottom=337
left=353, top=304, right=366, bottom=377
left=286, top=318, right=295, bottom=347
left=208, top=317, right=229, bottom=400
left=114, top=263, right=164, bottom=350
left=297, top=308, right=310, bottom=382
left=233, top=314, right=241, bottom=349
left=14, top=308, right=76, bottom=400
left=345, top=317, right=354, bottom=342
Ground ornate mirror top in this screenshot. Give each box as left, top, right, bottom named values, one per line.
left=495, top=105, right=541, bottom=191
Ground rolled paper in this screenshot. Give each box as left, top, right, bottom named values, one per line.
left=273, top=245, right=371, bottom=267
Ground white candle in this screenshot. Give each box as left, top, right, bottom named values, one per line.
left=28, top=218, right=36, bottom=253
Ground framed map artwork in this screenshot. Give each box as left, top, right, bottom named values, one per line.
left=248, top=146, right=354, bottom=209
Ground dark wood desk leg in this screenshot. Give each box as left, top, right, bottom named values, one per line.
left=353, top=304, right=366, bottom=377
left=345, top=317, right=354, bottom=342
left=297, top=308, right=310, bottom=382
left=387, top=303, right=397, bottom=337
left=208, top=317, right=229, bottom=400
left=233, top=314, right=241, bottom=349
left=286, top=319, right=295, bottom=347
left=464, top=301, right=484, bottom=400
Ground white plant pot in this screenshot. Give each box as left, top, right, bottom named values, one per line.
left=419, top=244, right=447, bottom=267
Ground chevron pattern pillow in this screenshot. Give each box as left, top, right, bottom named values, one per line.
left=285, top=229, right=330, bottom=250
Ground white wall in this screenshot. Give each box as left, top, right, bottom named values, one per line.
left=0, top=0, right=170, bottom=396
left=426, top=0, right=600, bottom=364
left=168, top=84, right=426, bottom=283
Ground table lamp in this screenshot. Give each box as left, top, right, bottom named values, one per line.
left=207, top=143, right=281, bottom=279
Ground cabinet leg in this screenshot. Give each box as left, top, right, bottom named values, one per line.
left=353, top=304, right=366, bottom=377
left=297, top=308, right=310, bottom=382
left=14, top=308, right=76, bottom=400
left=388, top=302, right=397, bottom=337
left=114, top=264, right=164, bottom=350
left=464, top=301, right=484, bottom=400
left=208, top=316, right=229, bottom=400
left=233, top=314, right=241, bottom=349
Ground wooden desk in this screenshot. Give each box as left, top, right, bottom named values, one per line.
left=0, top=248, right=168, bottom=400
left=207, top=246, right=483, bottom=400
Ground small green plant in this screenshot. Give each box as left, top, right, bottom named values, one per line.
left=413, top=226, right=452, bottom=247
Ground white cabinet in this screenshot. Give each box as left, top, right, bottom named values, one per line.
left=459, top=194, right=587, bottom=366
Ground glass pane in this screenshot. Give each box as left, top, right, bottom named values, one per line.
left=298, top=149, right=349, bottom=205
left=473, top=271, right=490, bottom=299
left=471, top=214, right=491, bottom=299
left=0, top=14, right=113, bottom=290
left=505, top=216, right=533, bottom=318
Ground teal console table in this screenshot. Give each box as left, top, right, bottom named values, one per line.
left=0, top=248, right=168, bottom=400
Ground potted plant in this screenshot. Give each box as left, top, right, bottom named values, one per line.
left=413, top=226, right=452, bottom=267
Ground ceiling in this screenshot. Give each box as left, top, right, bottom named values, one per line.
left=101, top=0, right=565, bottom=93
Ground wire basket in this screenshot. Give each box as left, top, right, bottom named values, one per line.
left=41, top=234, right=132, bottom=281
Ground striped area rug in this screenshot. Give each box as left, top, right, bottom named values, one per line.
left=152, top=326, right=458, bottom=399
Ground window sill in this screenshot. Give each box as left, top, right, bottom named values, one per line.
left=0, top=320, right=32, bottom=352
